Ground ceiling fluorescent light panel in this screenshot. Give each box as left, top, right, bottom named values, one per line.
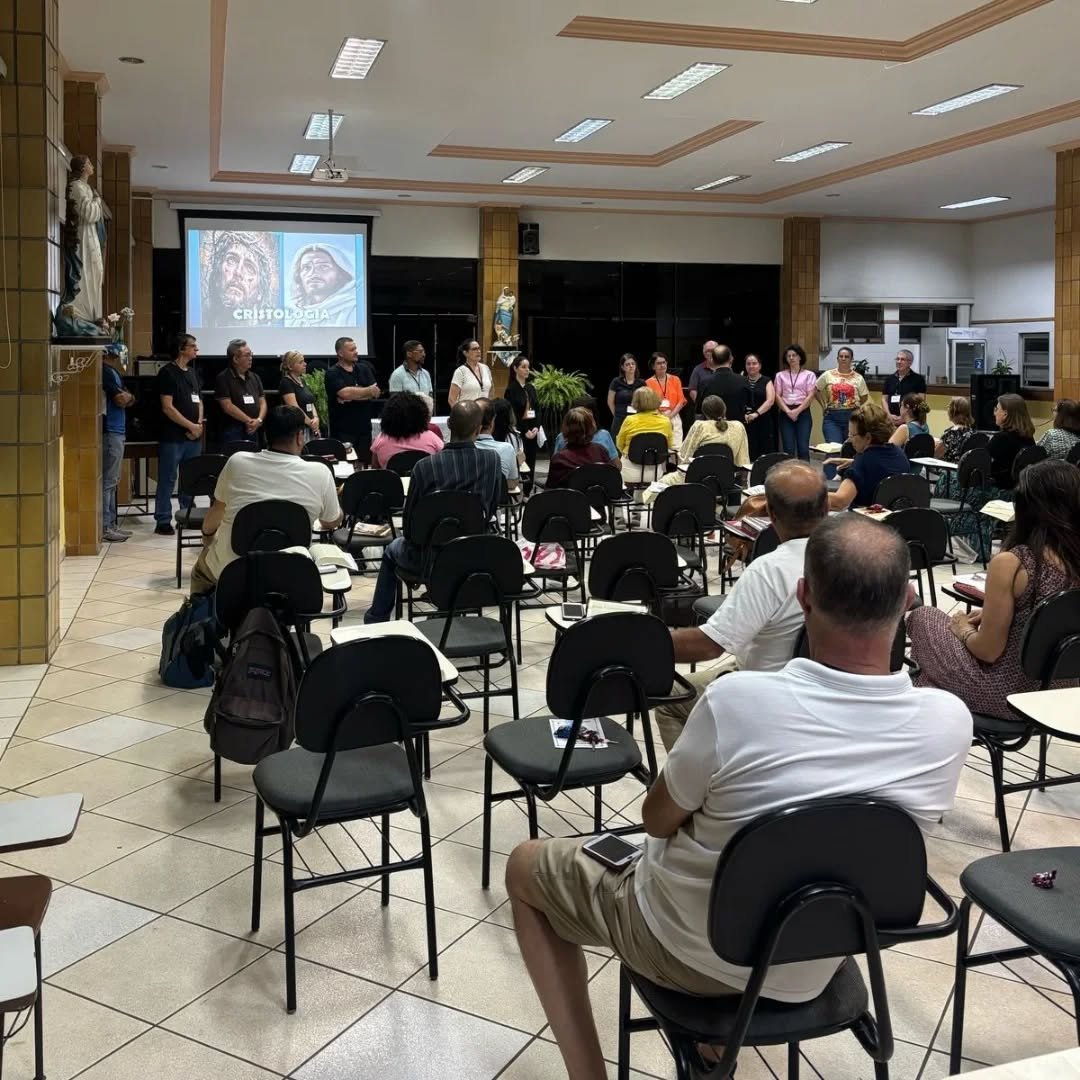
left=913, top=84, right=1021, bottom=116
left=503, top=166, right=549, bottom=184
left=775, top=141, right=850, bottom=163
left=554, top=118, right=612, bottom=143
left=304, top=112, right=344, bottom=140
left=939, top=196, right=1010, bottom=209
left=289, top=154, right=321, bottom=174
left=644, top=63, right=729, bottom=100
left=693, top=175, right=748, bottom=191
left=330, top=37, right=386, bottom=79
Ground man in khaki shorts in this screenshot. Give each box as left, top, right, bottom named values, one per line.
left=505, top=514, right=972, bottom=1079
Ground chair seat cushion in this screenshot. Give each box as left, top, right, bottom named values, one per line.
left=627, top=955, right=867, bottom=1047
left=176, top=507, right=208, bottom=528
left=692, top=594, right=726, bottom=622
left=254, top=744, right=415, bottom=819
left=484, top=715, right=642, bottom=787
left=961, top=847, right=1080, bottom=961
left=930, top=498, right=962, bottom=514
left=972, top=711, right=1029, bottom=740
left=675, top=546, right=702, bottom=571
left=415, top=616, right=507, bottom=658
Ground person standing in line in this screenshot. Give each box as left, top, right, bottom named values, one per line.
left=503, top=355, right=541, bottom=494
left=154, top=334, right=204, bottom=536
left=447, top=338, right=493, bottom=405
left=214, top=338, right=266, bottom=448
left=816, top=346, right=870, bottom=478
left=324, top=336, right=380, bottom=462
left=881, top=349, right=927, bottom=425
left=687, top=339, right=719, bottom=405
left=606, top=353, right=645, bottom=439
left=742, top=353, right=777, bottom=461
left=646, top=352, right=687, bottom=450
left=699, top=345, right=749, bottom=426
left=774, top=344, right=817, bottom=461
left=388, top=339, right=434, bottom=412
left=278, top=351, right=320, bottom=443
left=101, top=348, right=135, bottom=542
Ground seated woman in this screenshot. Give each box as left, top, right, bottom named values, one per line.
left=1038, top=398, right=1080, bottom=460
left=827, top=403, right=911, bottom=511
left=888, top=393, right=930, bottom=449
left=546, top=407, right=614, bottom=488
left=552, top=394, right=620, bottom=467
left=935, top=396, right=976, bottom=463
left=989, top=393, right=1035, bottom=490
left=908, top=459, right=1080, bottom=720
left=615, top=386, right=673, bottom=484
left=369, top=391, right=443, bottom=469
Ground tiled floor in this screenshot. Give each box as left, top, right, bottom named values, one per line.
left=0, top=507, right=1077, bottom=1079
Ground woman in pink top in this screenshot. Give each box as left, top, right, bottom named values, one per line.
left=774, top=344, right=817, bottom=460
left=370, top=392, right=443, bottom=469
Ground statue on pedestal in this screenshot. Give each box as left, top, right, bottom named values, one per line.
left=53, top=155, right=108, bottom=339
left=493, top=286, right=518, bottom=347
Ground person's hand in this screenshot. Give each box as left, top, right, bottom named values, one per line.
left=525, top=428, right=537, bottom=440
left=745, top=412, right=756, bottom=424
left=367, top=384, right=381, bottom=399
left=186, top=422, right=203, bottom=441
left=949, top=610, right=975, bottom=640
left=968, top=610, right=983, bottom=629
left=244, top=418, right=259, bottom=434
left=116, top=390, right=135, bottom=407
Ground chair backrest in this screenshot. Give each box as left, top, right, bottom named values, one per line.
left=215, top=551, right=323, bottom=633
left=886, top=507, right=949, bottom=567
left=178, top=454, right=227, bottom=500
left=588, top=532, right=679, bottom=602
left=874, top=473, right=930, bottom=511
left=305, top=437, right=348, bottom=462
left=904, top=432, right=936, bottom=461
left=521, top=488, right=593, bottom=545
left=1067, top=441, right=1080, bottom=465
left=627, top=431, right=668, bottom=466
left=651, top=483, right=717, bottom=539
left=405, top=489, right=485, bottom=550
left=426, top=534, right=525, bottom=611
left=685, top=455, right=736, bottom=498
left=749, top=452, right=790, bottom=488
left=385, top=449, right=430, bottom=476
left=1013, top=443, right=1049, bottom=483
left=693, top=442, right=735, bottom=463
left=222, top=443, right=259, bottom=457
left=231, top=499, right=312, bottom=554
left=956, top=446, right=992, bottom=492
left=964, top=431, right=991, bottom=451
left=339, top=469, right=405, bottom=523
left=566, top=462, right=624, bottom=514
left=749, top=524, right=780, bottom=563
left=1018, top=587, right=1080, bottom=686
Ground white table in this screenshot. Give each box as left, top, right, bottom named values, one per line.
left=333, top=462, right=354, bottom=481
left=962, top=1049, right=1080, bottom=1077
left=545, top=599, right=648, bottom=632
left=331, top=620, right=459, bottom=684
left=1007, top=688, right=1080, bottom=740
left=0, top=792, right=83, bottom=855
left=911, top=457, right=958, bottom=472
left=0, top=926, right=37, bottom=1008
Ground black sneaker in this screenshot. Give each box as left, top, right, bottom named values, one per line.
left=154, top=523, right=175, bottom=536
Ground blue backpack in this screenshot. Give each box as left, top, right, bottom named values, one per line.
left=159, top=592, right=222, bottom=689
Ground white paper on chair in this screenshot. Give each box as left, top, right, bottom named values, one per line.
left=743, top=484, right=766, bottom=497
left=550, top=717, right=609, bottom=750
left=980, top=500, right=1015, bottom=523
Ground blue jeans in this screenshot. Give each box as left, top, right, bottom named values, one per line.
left=822, top=410, right=854, bottom=479
left=365, top=536, right=422, bottom=623
left=155, top=439, right=201, bottom=524
left=102, top=431, right=125, bottom=528
left=779, top=411, right=812, bottom=460
left=221, top=424, right=257, bottom=448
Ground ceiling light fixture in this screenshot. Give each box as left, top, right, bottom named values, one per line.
left=502, top=166, right=549, bottom=184
left=118, top=56, right=144, bottom=64
left=554, top=118, right=612, bottom=143
left=776, top=141, right=850, bottom=163
left=692, top=175, right=748, bottom=191
left=777, top=1, right=818, bottom=4
left=939, top=196, right=1011, bottom=209
left=913, top=84, right=1022, bottom=116
left=151, top=164, right=168, bottom=169
left=330, top=37, right=386, bottom=79
left=643, top=63, right=729, bottom=100
left=289, top=154, right=321, bottom=174
left=304, top=112, right=344, bottom=140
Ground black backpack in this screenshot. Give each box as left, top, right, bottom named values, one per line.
left=204, top=607, right=298, bottom=765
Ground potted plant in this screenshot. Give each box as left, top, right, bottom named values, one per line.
left=302, top=367, right=329, bottom=430
left=531, top=363, right=592, bottom=447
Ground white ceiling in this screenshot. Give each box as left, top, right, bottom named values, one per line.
left=59, top=0, right=1080, bottom=219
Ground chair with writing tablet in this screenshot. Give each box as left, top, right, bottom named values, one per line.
left=385, top=449, right=429, bottom=476
left=749, top=451, right=791, bottom=488
left=304, top=437, right=348, bottom=462
left=175, top=453, right=226, bottom=589
left=335, top=470, right=404, bottom=574
left=929, top=447, right=992, bottom=568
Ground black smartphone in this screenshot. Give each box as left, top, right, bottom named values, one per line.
left=561, top=602, right=586, bottom=621
left=582, top=833, right=641, bottom=871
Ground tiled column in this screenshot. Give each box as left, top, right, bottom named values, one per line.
left=479, top=207, right=518, bottom=396
left=0, top=0, right=65, bottom=664
left=132, top=192, right=153, bottom=356
left=1055, top=149, right=1080, bottom=400
left=780, top=217, right=821, bottom=367
left=62, top=75, right=102, bottom=178
left=57, top=346, right=103, bottom=555
left=101, top=148, right=132, bottom=318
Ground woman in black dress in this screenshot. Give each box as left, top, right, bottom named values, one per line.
left=503, top=355, right=540, bottom=493
left=606, top=353, right=645, bottom=439
left=742, top=353, right=777, bottom=461
left=278, top=350, right=320, bottom=442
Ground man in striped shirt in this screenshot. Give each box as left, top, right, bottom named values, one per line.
left=363, top=401, right=501, bottom=623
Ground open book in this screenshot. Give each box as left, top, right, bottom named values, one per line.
left=814, top=442, right=843, bottom=454
left=723, top=516, right=770, bottom=541
left=980, top=500, right=1015, bottom=523
left=281, top=543, right=359, bottom=574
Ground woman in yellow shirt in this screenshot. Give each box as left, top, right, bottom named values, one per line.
left=616, top=386, right=673, bottom=483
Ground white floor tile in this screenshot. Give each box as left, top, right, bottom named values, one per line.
left=44, top=713, right=174, bottom=754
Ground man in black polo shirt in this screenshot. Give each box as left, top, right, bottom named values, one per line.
left=154, top=334, right=205, bottom=535
left=214, top=338, right=266, bottom=447
left=324, top=336, right=380, bottom=459
left=881, top=349, right=927, bottom=424
left=699, top=345, right=749, bottom=423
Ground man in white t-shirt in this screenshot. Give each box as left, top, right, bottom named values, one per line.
left=656, top=459, right=827, bottom=750
left=505, top=513, right=972, bottom=1080
left=189, top=406, right=343, bottom=595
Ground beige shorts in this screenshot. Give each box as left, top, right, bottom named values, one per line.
left=532, top=837, right=738, bottom=997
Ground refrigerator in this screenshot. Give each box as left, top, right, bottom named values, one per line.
left=919, top=328, right=988, bottom=386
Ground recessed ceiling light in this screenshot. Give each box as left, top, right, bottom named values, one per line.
left=304, top=112, right=345, bottom=140
left=913, top=84, right=1022, bottom=117
left=776, top=141, right=850, bottom=163
left=692, top=175, right=748, bottom=191
left=939, top=196, right=1011, bottom=210
left=330, top=37, right=386, bottom=79
left=289, top=154, right=321, bottom=175
left=580, top=201, right=595, bottom=205
left=502, top=166, right=549, bottom=184
left=643, top=63, right=729, bottom=100
left=151, top=164, right=168, bottom=169
left=825, top=193, right=841, bottom=198
left=777, top=1, right=818, bottom=4
left=554, top=119, right=612, bottom=144
left=397, top=194, right=412, bottom=198
left=118, top=56, right=144, bottom=64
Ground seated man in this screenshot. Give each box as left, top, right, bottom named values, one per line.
left=475, top=397, right=520, bottom=493
left=363, top=401, right=502, bottom=623
left=506, top=514, right=972, bottom=1080
left=191, top=406, right=342, bottom=595
left=656, top=459, right=827, bottom=751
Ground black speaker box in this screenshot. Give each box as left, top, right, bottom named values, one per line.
left=518, top=222, right=540, bottom=256
left=970, top=373, right=1020, bottom=429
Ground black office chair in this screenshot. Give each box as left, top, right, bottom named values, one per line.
left=480, top=612, right=694, bottom=887
left=175, top=454, right=226, bottom=589
left=903, top=432, right=936, bottom=462
left=685, top=455, right=739, bottom=518
left=626, top=432, right=669, bottom=487
left=1012, top=443, right=1048, bottom=485
left=964, top=431, right=991, bottom=451
left=651, top=483, right=716, bottom=591
left=618, top=797, right=958, bottom=1080
left=231, top=499, right=311, bottom=554
left=930, top=447, right=992, bottom=567
left=1067, top=441, right=1080, bottom=465
left=304, top=437, right=348, bottom=462
left=333, top=470, right=405, bottom=572
left=249, top=637, right=466, bottom=1012
left=886, top=507, right=954, bottom=607
left=873, top=473, right=930, bottom=511
left=967, top=588, right=1080, bottom=851
left=749, top=451, right=790, bottom=488
left=693, top=442, right=735, bottom=463
left=385, top=449, right=430, bottom=476
left=587, top=531, right=683, bottom=611
left=566, top=462, right=632, bottom=537
left=519, top=489, right=594, bottom=606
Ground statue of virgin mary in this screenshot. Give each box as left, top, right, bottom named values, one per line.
left=53, top=154, right=107, bottom=337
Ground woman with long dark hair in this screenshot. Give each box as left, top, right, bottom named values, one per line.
left=503, top=355, right=540, bottom=493
left=447, top=338, right=492, bottom=405
left=606, top=353, right=645, bottom=439
left=908, top=459, right=1080, bottom=718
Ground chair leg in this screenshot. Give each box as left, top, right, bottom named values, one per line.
left=593, top=785, right=603, bottom=833
left=949, top=898, right=973, bottom=1074
left=33, top=931, right=44, bottom=1080
left=422, top=733, right=432, bottom=780
left=482, top=655, right=490, bottom=734
left=1038, top=733, right=1049, bottom=790
left=617, top=965, right=632, bottom=1080
left=987, top=745, right=1012, bottom=851
left=1058, top=963, right=1080, bottom=1046
left=508, top=648, right=520, bottom=724
left=251, top=797, right=264, bottom=932
left=175, top=529, right=183, bottom=590
left=380, top=812, right=391, bottom=907
left=280, top=821, right=297, bottom=1013
left=873, top=1061, right=889, bottom=1080
left=525, top=789, right=539, bottom=838
left=787, top=1042, right=800, bottom=1080
left=481, top=755, right=494, bottom=889
left=926, top=566, right=937, bottom=608
left=213, top=754, right=222, bottom=803
left=420, top=812, right=438, bottom=980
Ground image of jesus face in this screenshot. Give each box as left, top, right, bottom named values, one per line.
left=297, top=248, right=348, bottom=305
left=200, top=231, right=278, bottom=326
left=219, top=243, right=263, bottom=307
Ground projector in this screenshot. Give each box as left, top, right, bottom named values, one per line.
left=310, top=163, right=349, bottom=184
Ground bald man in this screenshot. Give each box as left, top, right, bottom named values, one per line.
left=656, top=460, right=829, bottom=749
left=687, top=339, right=720, bottom=404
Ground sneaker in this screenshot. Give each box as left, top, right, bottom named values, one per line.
left=113, top=526, right=133, bottom=538
left=103, top=527, right=129, bottom=542
left=154, top=523, right=175, bottom=536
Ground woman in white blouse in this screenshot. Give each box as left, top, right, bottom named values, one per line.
left=447, top=338, right=493, bottom=406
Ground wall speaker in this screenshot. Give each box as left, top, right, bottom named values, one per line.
left=518, top=222, right=540, bottom=256
left=970, top=373, right=1020, bottom=430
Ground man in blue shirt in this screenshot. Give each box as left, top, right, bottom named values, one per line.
left=102, top=349, right=135, bottom=542
left=387, top=339, right=434, bottom=407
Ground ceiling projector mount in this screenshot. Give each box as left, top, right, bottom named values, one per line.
left=311, top=108, right=348, bottom=184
